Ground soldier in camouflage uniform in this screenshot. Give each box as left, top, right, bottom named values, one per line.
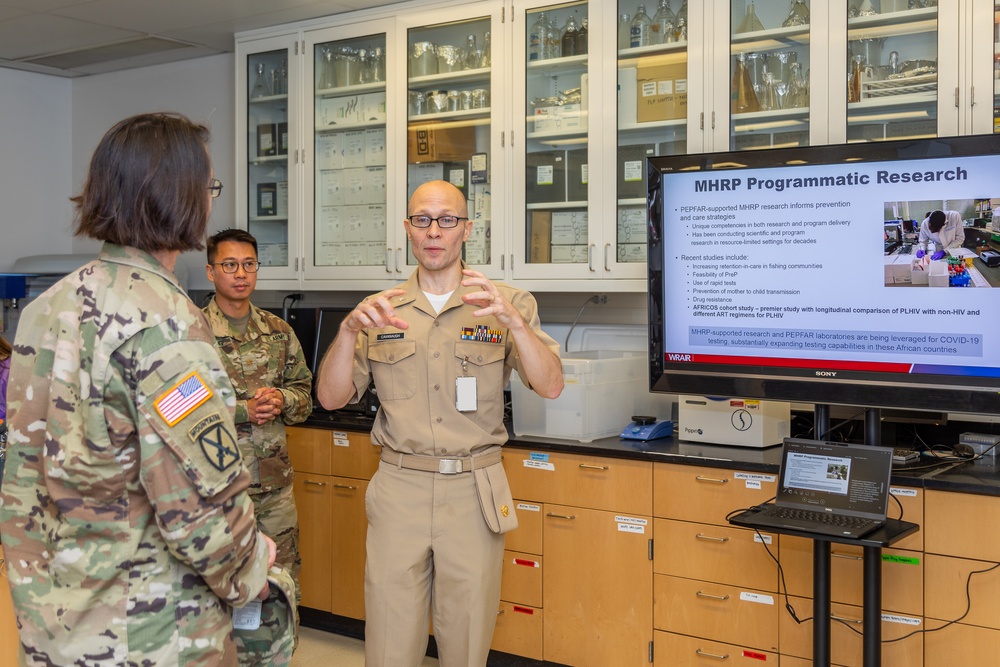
left=203, top=229, right=313, bottom=658
left=0, top=113, right=276, bottom=667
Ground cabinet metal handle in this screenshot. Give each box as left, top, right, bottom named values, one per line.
left=604, top=243, right=610, bottom=272
left=696, top=533, right=729, bottom=543
left=831, top=614, right=863, bottom=625
left=588, top=244, right=596, bottom=272
left=395, top=248, right=402, bottom=273
left=831, top=551, right=863, bottom=561
left=695, top=475, right=728, bottom=484
left=333, top=483, right=357, bottom=490
left=954, top=86, right=960, bottom=108
left=546, top=513, right=576, bottom=520
left=385, top=249, right=393, bottom=273
left=696, top=591, right=730, bottom=601
left=578, top=463, right=609, bottom=471
left=695, top=648, right=730, bottom=660
left=497, top=609, right=504, bottom=616
left=304, top=480, right=327, bottom=487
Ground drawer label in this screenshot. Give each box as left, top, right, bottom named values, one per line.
left=333, top=431, right=348, bottom=439
left=882, top=613, right=921, bottom=626
left=334, top=438, right=350, bottom=447
left=516, top=502, right=541, bottom=512
left=753, top=533, right=773, bottom=545
left=513, top=606, right=534, bottom=615
left=734, top=473, right=776, bottom=483
left=523, top=460, right=555, bottom=471
left=529, top=452, right=549, bottom=462
left=615, top=515, right=648, bottom=526
left=882, top=554, right=920, bottom=565
left=745, top=480, right=761, bottom=490
left=889, top=487, right=917, bottom=497
left=618, top=523, right=645, bottom=534
left=514, top=558, right=540, bottom=568
left=741, top=649, right=767, bottom=661
left=739, top=592, right=774, bottom=605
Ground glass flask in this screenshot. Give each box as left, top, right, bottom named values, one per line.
left=736, top=2, right=766, bottom=33
left=561, top=15, right=579, bottom=57
left=529, top=12, right=547, bottom=61
left=252, top=62, right=272, bottom=98
left=732, top=52, right=760, bottom=113
left=630, top=4, right=653, bottom=48
left=787, top=62, right=809, bottom=108
left=651, top=0, right=676, bottom=45
left=782, top=0, right=811, bottom=27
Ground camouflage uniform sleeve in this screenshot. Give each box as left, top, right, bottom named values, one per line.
left=133, top=337, right=269, bottom=607
left=278, top=328, right=313, bottom=425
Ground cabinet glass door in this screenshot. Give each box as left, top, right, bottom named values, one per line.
left=245, top=47, right=293, bottom=274
left=994, top=3, right=1000, bottom=132
left=729, top=0, right=812, bottom=150
left=311, top=31, right=390, bottom=277
left=618, top=0, right=688, bottom=267
left=523, top=1, right=591, bottom=271
left=406, top=12, right=497, bottom=275
left=846, top=2, right=939, bottom=142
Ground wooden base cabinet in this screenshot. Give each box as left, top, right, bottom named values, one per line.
left=1, top=545, right=19, bottom=666
left=653, top=631, right=778, bottom=667
left=287, top=426, right=379, bottom=619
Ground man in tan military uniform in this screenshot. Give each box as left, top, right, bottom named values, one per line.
left=316, top=180, right=564, bottom=667
left=0, top=113, right=275, bottom=666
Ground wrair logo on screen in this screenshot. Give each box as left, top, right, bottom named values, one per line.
left=816, top=371, right=838, bottom=377
left=668, top=354, right=692, bottom=361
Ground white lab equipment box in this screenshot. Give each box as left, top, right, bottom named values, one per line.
left=511, top=351, right=645, bottom=442
left=678, top=396, right=790, bottom=448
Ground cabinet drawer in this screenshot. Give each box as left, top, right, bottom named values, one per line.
left=0, top=546, right=19, bottom=667
left=329, top=475, right=370, bottom=620
left=288, top=426, right=332, bottom=476
left=293, top=471, right=333, bottom=612
left=925, top=554, right=1000, bottom=629
left=653, top=574, right=778, bottom=652
left=492, top=602, right=542, bottom=661
left=887, top=486, right=923, bottom=551
left=500, top=550, right=542, bottom=608
left=653, top=463, right=777, bottom=525
left=504, top=448, right=652, bottom=515
left=653, top=631, right=778, bottom=667
left=780, top=656, right=848, bottom=667
left=505, top=501, right=542, bottom=555
left=653, top=518, right=778, bottom=592
left=778, top=536, right=923, bottom=615
left=330, top=430, right=380, bottom=479
left=925, top=489, right=1000, bottom=560
left=779, top=595, right=922, bottom=666
left=924, top=619, right=1000, bottom=666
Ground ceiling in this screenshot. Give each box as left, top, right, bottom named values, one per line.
left=0, top=0, right=406, bottom=77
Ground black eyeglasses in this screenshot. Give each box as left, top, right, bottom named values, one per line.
left=211, top=260, right=260, bottom=274
left=407, top=215, right=467, bottom=229
left=208, top=178, right=223, bottom=198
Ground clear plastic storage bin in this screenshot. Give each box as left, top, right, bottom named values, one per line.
left=511, top=350, right=645, bottom=442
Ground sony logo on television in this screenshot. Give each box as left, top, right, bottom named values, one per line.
left=815, top=371, right=838, bottom=377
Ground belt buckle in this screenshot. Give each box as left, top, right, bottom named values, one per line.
left=438, top=458, right=462, bottom=474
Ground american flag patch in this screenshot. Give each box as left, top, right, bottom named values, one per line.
left=154, top=372, right=213, bottom=426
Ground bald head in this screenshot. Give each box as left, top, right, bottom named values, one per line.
left=408, top=180, right=468, bottom=218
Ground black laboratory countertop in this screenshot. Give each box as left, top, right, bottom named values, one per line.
left=301, top=411, right=1000, bottom=498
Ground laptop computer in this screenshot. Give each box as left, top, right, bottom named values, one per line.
left=733, top=438, right=894, bottom=539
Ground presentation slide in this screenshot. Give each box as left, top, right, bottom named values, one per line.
left=660, top=153, right=1000, bottom=377
left=786, top=452, right=850, bottom=495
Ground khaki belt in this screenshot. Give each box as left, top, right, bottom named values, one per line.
left=380, top=447, right=502, bottom=474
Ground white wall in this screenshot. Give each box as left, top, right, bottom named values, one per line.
left=0, top=69, right=73, bottom=272
left=70, top=54, right=236, bottom=290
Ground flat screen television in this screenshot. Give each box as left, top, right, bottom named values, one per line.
left=646, top=135, right=1000, bottom=415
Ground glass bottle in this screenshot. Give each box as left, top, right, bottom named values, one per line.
left=529, top=12, right=547, bottom=61
left=371, top=47, right=386, bottom=82
left=576, top=16, right=588, bottom=55
left=251, top=62, right=271, bottom=98
left=618, top=13, right=632, bottom=51
left=849, top=55, right=863, bottom=103
left=732, top=52, right=760, bottom=113
left=676, top=0, right=688, bottom=27
left=546, top=15, right=561, bottom=59
left=483, top=31, right=492, bottom=67
left=675, top=17, right=687, bottom=41
left=630, top=4, right=653, bottom=48
left=651, top=0, right=676, bottom=45
left=561, top=15, right=579, bottom=57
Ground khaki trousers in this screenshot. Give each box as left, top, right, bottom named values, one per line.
left=364, top=460, right=505, bottom=667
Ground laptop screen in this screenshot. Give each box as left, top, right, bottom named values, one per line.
left=776, top=438, right=894, bottom=520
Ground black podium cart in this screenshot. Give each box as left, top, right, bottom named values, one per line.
left=728, top=511, right=919, bottom=667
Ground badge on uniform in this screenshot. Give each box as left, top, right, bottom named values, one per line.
left=154, top=371, right=212, bottom=426
left=189, top=413, right=240, bottom=472
left=461, top=325, right=502, bottom=344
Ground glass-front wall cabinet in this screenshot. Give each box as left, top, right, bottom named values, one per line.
left=406, top=12, right=495, bottom=273
left=994, top=2, right=1000, bottom=132
left=617, top=0, right=688, bottom=267
left=245, top=46, right=292, bottom=274
left=846, top=1, right=938, bottom=142
left=729, top=0, right=811, bottom=150
left=311, top=31, right=389, bottom=275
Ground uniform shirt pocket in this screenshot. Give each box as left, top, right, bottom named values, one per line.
left=367, top=340, right=417, bottom=400
left=454, top=340, right=505, bottom=402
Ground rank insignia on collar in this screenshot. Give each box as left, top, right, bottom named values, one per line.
left=461, top=325, right=503, bottom=344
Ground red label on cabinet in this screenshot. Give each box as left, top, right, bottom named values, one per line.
left=742, top=649, right=766, bottom=661
left=512, top=606, right=534, bottom=615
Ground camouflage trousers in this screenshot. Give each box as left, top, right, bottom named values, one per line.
left=235, top=484, right=300, bottom=667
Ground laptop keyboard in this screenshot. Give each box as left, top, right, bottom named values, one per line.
left=769, top=507, right=881, bottom=532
